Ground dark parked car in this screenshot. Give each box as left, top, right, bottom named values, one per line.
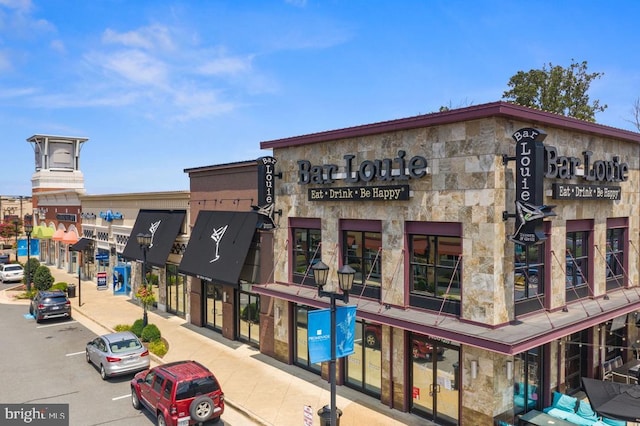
left=0, top=254, right=10, bottom=264
left=29, top=290, right=72, bottom=323
left=131, top=360, right=225, bottom=426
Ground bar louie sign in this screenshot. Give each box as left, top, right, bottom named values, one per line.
left=299, top=150, right=427, bottom=201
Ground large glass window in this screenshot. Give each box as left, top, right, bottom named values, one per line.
left=292, top=227, right=321, bottom=285
left=606, top=223, right=626, bottom=290
left=343, top=231, right=382, bottom=288
left=566, top=228, right=590, bottom=301
left=514, top=244, right=545, bottom=301
left=513, top=348, right=542, bottom=415
left=346, top=321, right=381, bottom=397
left=564, top=330, right=588, bottom=395
left=294, top=305, right=321, bottom=374
left=166, top=264, right=186, bottom=318
left=407, top=222, right=462, bottom=314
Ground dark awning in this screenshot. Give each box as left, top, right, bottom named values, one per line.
left=122, top=210, right=186, bottom=267
left=69, top=238, right=93, bottom=252
left=179, top=211, right=258, bottom=286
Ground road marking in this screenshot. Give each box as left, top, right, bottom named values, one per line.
left=112, top=394, right=131, bottom=401
left=36, top=321, right=78, bottom=329
left=66, top=351, right=85, bottom=357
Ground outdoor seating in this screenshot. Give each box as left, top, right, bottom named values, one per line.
left=601, top=361, right=613, bottom=381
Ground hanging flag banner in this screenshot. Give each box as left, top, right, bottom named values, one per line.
left=308, top=308, right=331, bottom=363
left=307, top=305, right=357, bottom=363
left=336, top=305, right=356, bottom=358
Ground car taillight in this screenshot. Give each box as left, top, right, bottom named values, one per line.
left=140, top=350, right=149, bottom=357
left=106, top=356, right=121, bottom=362
left=169, top=404, right=177, bottom=415
left=65, top=300, right=71, bottom=307
left=37, top=304, right=45, bottom=309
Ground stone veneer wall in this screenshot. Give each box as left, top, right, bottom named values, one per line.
left=269, top=116, right=640, bottom=420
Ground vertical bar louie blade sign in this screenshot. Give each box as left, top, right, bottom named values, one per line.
left=509, top=128, right=556, bottom=246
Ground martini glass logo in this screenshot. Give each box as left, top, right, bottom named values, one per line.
left=210, top=225, right=228, bottom=263
left=148, top=220, right=161, bottom=248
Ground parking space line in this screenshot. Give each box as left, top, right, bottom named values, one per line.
left=112, top=394, right=131, bottom=401
left=66, top=351, right=85, bottom=357
left=36, top=321, right=78, bottom=329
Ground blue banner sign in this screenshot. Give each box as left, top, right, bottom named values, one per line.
left=307, top=305, right=356, bottom=363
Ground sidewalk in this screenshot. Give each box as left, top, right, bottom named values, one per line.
left=1, top=264, right=433, bottom=426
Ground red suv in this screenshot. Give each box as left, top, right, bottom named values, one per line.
left=130, top=360, right=224, bottom=426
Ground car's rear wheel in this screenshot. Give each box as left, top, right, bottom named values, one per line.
left=190, top=395, right=214, bottom=422
left=157, top=413, right=167, bottom=426
left=85, top=350, right=90, bottom=363
left=100, top=365, right=107, bottom=380
left=131, top=387, right=140, bottom=409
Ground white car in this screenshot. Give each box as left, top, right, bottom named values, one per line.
left=0, top=264, right=24, bottom=283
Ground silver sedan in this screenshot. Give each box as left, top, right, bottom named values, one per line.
left=86, top=331, right=150, bottom=380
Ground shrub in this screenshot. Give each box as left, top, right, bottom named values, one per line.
left=113, top=324, right=131, bottom=332
left=147, top=339, right=167, bottom=357
left=33, top=266, right=54, bottom=291
left=141, top=324, right=161, bottom=342
left=50, top=282, right=68, bottom=292
left=23, top=258, right=40, bottom=285
left=131, top=319, right=145, bottom=337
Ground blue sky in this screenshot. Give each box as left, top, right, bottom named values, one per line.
left=1, top=0, right=638, bottom=196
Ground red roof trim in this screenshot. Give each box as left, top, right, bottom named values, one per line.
left=260, top=101, right=640, bottom=149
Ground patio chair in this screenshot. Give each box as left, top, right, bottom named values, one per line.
left=613, top=355, right=623, bottom=368
left=602, top=361, right=613, bottom=381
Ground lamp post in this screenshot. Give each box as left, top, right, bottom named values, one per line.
left=24, top=223, right=32, bottom=292
left=12, top=219, right=20, bottom=262
left=312, top=261, right=355, bottom=426
left=137, top=233, right=152, bottom=327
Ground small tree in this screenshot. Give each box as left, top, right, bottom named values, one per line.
left=502, top=59, right=606, bottom=122
left=33, top=265, right=54, bottom=291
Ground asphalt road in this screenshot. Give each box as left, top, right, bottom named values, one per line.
left=0, top=301, right=246, bottom=426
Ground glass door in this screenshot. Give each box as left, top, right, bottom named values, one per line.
left=410, top=334, right=459, bottom=425
left=204, top=282, right=223, bottom=332
left=238, top=285, right=260, bottom=346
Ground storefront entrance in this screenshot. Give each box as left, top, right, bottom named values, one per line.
left=204, top=282, right=223, bottom=332
left=410, top=334, right=460, bottom=425
left=238, top=284, right=259, bottom=346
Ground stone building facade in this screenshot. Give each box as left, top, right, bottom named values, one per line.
left=253, top=102, right=640, bottom=425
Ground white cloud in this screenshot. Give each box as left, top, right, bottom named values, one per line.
left=50, top=39, right=65, bottom=54
left=102, top=25, right=175, bottom=51
left=96, top=49, right=169, bottom=87
left=197, top=55, right=252, bottom=76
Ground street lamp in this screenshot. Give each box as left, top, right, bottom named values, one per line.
left=24, top=223, right=33, bottom=292
left=137, top=233, right=152, bottom=327
left=312, top=260, right=355, bottom=426
left=12, top=219, right=20, bottom=262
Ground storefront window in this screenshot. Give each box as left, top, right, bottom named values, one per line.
left=342, top=230, right=382, bottom=298
left=346, top=321, right=381, bottom=397
left=513, top=348, right=542, bottom=415
left=294, top=305, right=321, bottom=374
left=564, top=330, right=588, bottom=395
left=605, top=225, right=626, bottom=290
left=566, top=228, right=590, bottom=301
left=406, top=222, right=462, bottom=315
left=292, top=227, right=321, bottom=285
left=166, top=264, right=186, bottom=317
left=205, top=282, right=223, bottom=331
left=410, top=235, right=461, bottom=300
left=514, top=244, right=545, bottom=301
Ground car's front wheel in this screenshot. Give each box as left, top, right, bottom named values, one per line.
left=85, top=350, right=91, bottom=364
left=130, top=387, right=140, bottom=409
